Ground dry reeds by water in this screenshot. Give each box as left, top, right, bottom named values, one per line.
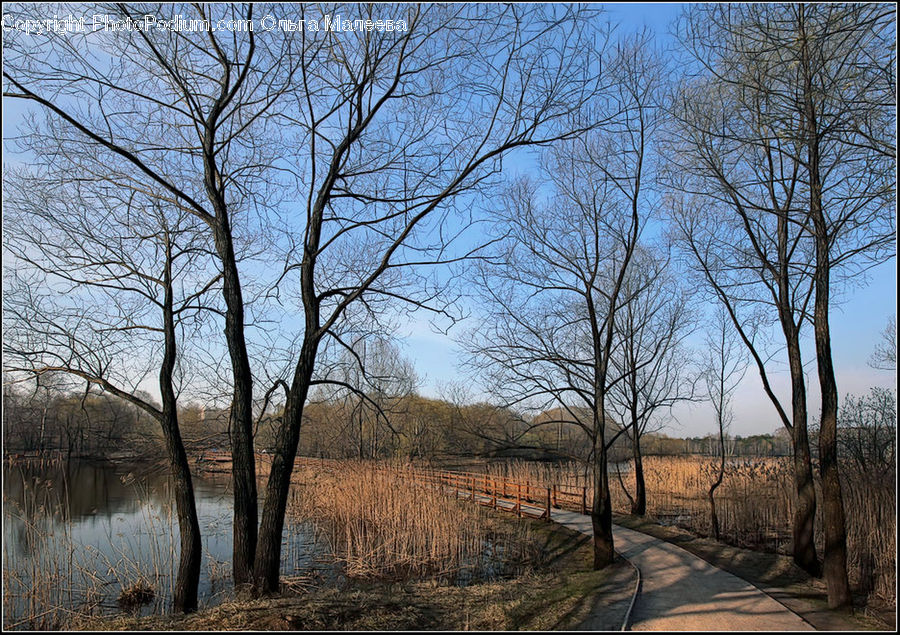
left=2, top=467, right=179, bottom=630
left=484, top=456, right=895, bottom=605
left=287, top=462, right=541, bottom=584
left=3, top=463, right=282, bottom=630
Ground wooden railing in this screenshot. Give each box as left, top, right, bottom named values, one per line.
left=196, top=453, right=591, bottom=519
left=376, top=464, right=590, bottom=521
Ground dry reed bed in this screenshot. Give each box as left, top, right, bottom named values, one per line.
left=2, top=475, right=176, bottom=630
left=287, top=462, right=540, bottom=583
left=482, top=456, right=894, bottom=605
left=5, top=472, right=246, bottom=630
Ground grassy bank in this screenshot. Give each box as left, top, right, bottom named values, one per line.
left=73, top=517, right=636, bottom=631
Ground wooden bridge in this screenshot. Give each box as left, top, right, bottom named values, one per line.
left=376, top=464, right=590, bottom=521
left=195, top=451, right=589, bottom=520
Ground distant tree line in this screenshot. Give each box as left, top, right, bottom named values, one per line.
left=641, top=431, right=792, bottom=457
left=14, top=376, right=889, bottom=469
left=3, top=382, right=159, bottom=459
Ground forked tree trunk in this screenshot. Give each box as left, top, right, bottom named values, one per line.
left=806, top=108, right=851, bottom=611
left=800, top=20, right=851, bottom=604
left=253, top=339, right=318, bottom=594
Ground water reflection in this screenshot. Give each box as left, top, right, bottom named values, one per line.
left=2, top=461, right=321, bottom=628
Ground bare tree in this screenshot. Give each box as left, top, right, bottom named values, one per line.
left=703, top=307, right=749, bottom=540
left=249, top=4, right=611, bottom=591
left=465, top=175, right=633, bottom=568
left=668, top=10, right=820, bottom=577
left=2, top=2, right=305, bottom=586
left=672, top=3, right=896, bottom=606
left=336, top=335, right=418, bottom=459
left=3, top=172, right=219, bottom=612
left=465, top=33, right=666, bottom=568
left=870, top=315, right=897, bottom=372
left=608, top=248, right=697, bottom=516
left=792, top=4, right=895, bottom=608
left=838, top=388, right=896, bottom=479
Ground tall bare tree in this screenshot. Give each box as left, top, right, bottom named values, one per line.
left=3, top=173, right=219, bottom=612
left=248, top=4, right=611, bottom=591
left=465, top=33, right=666, bottom=568
left=792, top=4, right=895, bottom=607
left=672, top=3, right=896, bottom=606
left=703, top=307, right=749, bottom=541
left=3, top=2, right=299, bottom=585
left=608, top=248, right=697, bottom=516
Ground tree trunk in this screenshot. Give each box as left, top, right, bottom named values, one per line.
left=253, top=339, right=318, bottom=594
left=799, top=15, right=851, bottom=604
left=807, top=123, right=852, bottom=611
left=160, top=251, right=201, bottom=613
left=212, top=218, right=258, bottom=587
left=708, top=427, right=725, bottom=541
left=815, top=299, right=851, bottom=608
left=39, top=405, right=47, bottom=456
left=785, top=329, right=821, bottom=577
left=159, top=407, right=202, bottom=613
left=791, top=417, right=820, bottom=576
left=631, top=432, right=646, bottom=516
left=592, top=395, right=614, bottom=569
left=708, top=486, right=720, bottom=541
left=591, top=457, right=614, bottom=568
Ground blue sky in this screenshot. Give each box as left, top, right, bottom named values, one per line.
left=3, top=3, right=896, bottom=439
left=398, top=2, right=898, bottom=438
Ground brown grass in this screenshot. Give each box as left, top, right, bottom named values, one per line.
left=70, top=518, right=636, bottom=632
left=287, top=461, right=540, bottom=583
left=483, top=456, right=895, bottom=606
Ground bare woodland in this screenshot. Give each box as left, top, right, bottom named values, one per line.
left=2, top=2, right=896, bottom=616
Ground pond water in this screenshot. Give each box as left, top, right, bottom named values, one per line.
left=2, top=460, right=324, bottom=629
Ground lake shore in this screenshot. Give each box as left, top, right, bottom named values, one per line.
left=69, top=518, right=637, bottom=631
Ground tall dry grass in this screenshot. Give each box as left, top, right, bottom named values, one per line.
left=2, top=471, right=179, bottom=630
left=840, top=467, right=896, bottom=601
left=486, top=456, right=894, bottom=605
left=288, top=461, right=540, bottom=583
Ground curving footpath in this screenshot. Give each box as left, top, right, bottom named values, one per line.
left=549, top=508, right=814, bottom=632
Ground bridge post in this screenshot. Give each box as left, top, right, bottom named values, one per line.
left=516, top=483, right=521, bottom=517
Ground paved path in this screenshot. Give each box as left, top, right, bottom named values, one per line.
left=549, top=509, right=813, bottom=632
